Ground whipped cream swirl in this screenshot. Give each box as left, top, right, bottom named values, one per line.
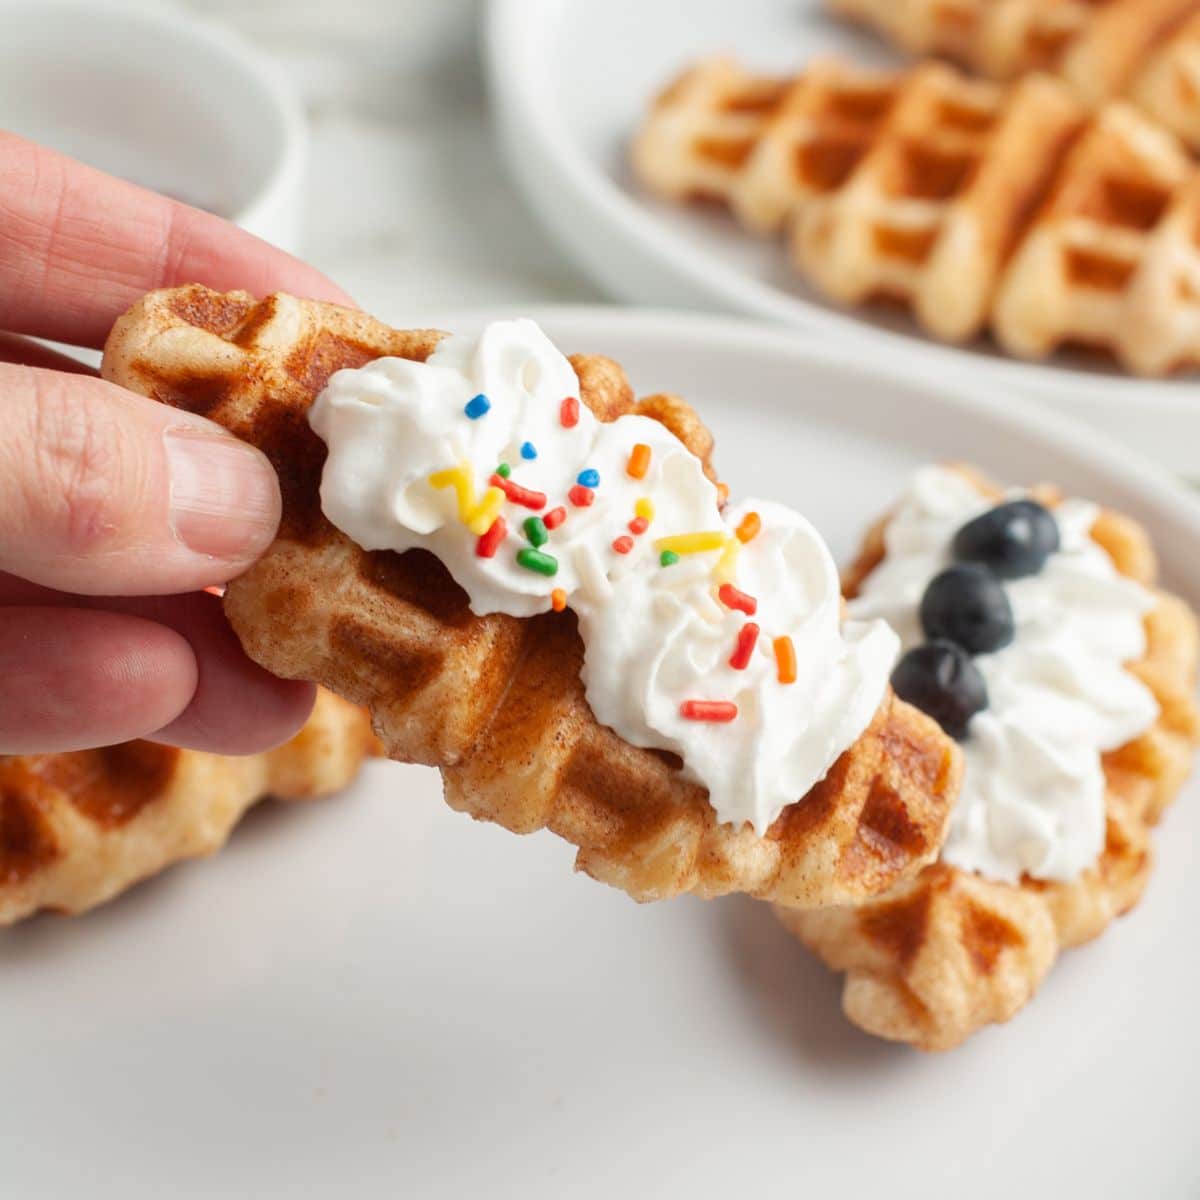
left=849, top=465, right=1159, bottom=883
left=309, top=319, right=897, bottom=833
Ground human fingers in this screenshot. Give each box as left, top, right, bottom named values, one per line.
left=0, top=364, right=280, bottom=595
left=0, top=131, right=353, bottom=349
left=0, top=606, right=197, bottom=753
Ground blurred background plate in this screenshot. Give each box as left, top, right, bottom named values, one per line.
left=4, top=308, right=1198, bottom=1200
left=0, top=0, right=306, bottom=252
left=486, top=0, right=1200, bottom=475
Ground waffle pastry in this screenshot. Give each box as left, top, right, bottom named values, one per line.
left=776, top=469, right=1200, bottom=1050
left=634, top=56, right=1200, bottom=373
left=828, top=0, right=1200, bottom=150
left=0, top=689, right=377, bottom=923
left=101, top=285, right=962, bottom=907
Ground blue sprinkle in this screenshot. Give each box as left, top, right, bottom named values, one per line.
left=576, top=468, right=600, bottom=488
left=520, top=441, right=538, bottom=460
left=464, top=393, right=491, bottom=419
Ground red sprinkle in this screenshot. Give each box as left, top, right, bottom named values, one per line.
left=543, top=506, right=567, bottom=530
left=560, top=396, right=580, bottom=428
left=628, top=516, right=650, bottom=535
left=680, top=700, right=738, bottom=723
left=729, top=622, right=760, bottom=670
left=490, top=474, right=547, bottom=510
left=612, top=535, right=634, bottom=554
left=568, top=484, right=595, bottom=507
left=475, top=516, right=507, bottom=558
left=718, top=583, right=758, bottom=615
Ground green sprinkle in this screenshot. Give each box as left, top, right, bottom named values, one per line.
left=523, top=516, right=548, bottom=548
left=659, top=550, right=680, bottom=567
left=517, top=547, right=558, bottom=576
left=496, top=462, right=512, bottom=479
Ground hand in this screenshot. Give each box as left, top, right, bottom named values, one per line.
left=0, top=132, right=353, bottom=755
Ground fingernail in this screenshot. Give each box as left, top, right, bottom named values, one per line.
left=164, top=427, right=280, bottom=560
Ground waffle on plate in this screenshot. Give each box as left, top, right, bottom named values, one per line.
left=777, top=468, right=1200, bottom=1050
left=829, top=0, right=1200, bottom=150
left=0, top=689, right=376, bottom=923
left=633, top=56, right=1200, bottom=374
left=100, top=285, right=963, bottom=908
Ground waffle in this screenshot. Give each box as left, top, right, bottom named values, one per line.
left=101, top=285, right=962, bottom=907
left=0, top=689, right=376, bottom=923
left=829, top=0, right=1200, bottom=149
left=776, top=469, right=1200, bottom=1050
left=634, top=56, right=1200, bottom=373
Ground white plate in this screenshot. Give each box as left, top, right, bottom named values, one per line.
left=4, top=309, right=1199, bottom=1199
left=485, top=0, right=1200, bottom=475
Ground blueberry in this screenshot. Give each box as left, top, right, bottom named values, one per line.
left=952, top=499, right=1060, bottom=580
left=920, top=564, right=1014, bottom=654
left=891, top=640, right=988, bottom=740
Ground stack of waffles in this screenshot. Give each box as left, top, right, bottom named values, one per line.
left=633, top=47, right=1200, bottom=373
left=777, top=470, right=1200, bottom=1049
left=100, top=285, right=964, bottom=910
left=1, top=689, right=377, bottom=923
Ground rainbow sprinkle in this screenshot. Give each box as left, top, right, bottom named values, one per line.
left=729, top=623, right=760, bottom=671
left=718, top=583, right=757, bottom=615
left=627, top=444, right=651, bottom=480
left=428, top=462, right=475, bottom=523
left=577, top=468, right=600, bottom=488
left=654, top=531, right=726, bottom=556
left=660, top=550, right=680, bottom=567
left=568, top=484, right=594, bottom=507
left=628, top=516, right=650, bottom=535
left=774, top=636, right=797, bottom=685
left=475, top=517, right=507, bottom=558
left=520, top=442, right=538, bottom=460
left=680, top=700, right=738, bottom=723
left=495, top=462, right=512, bottom=479
left=516, top=547, right=558, bottom=576
left=713, top=537, right=741, bottom=585
left=735, top=512, right=761, bottom=544
left=612, top=535, right=634, bottom=555
left=634, top=497, right=655, bottom=522
left=491, top=474, right=547, bottom=510
left=464, top=393, right=490, bottom=419
left=560, top=396, right=580, bottom=428
left=543, top=506, right=567, bottom=531
left=551, top=588, right=567, bottom=612
left=524, top=516, right=548, bottom=547
left=466, top=486, right=505, bottom=535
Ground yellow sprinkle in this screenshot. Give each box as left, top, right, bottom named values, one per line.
left=713, top=536, right=740, bottom=584
left=466, top=486, right=505, bottom=535
left=428, top=462, right=475, bottom=522
left=653, top=531, right=728, bottom=556
left=735, top=511, right=761, bottom=544
left=635, top=497, right=655, bottom=522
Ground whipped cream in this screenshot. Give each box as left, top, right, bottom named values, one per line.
left=309, top=319, right=897, bottom=833
left=849, top=465, right=1159, bottom=884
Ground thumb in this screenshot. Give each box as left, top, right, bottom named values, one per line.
left=0, top=364, right=280, bottom=595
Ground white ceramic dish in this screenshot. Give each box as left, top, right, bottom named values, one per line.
left=0, top=0, right=306, bottom=253
left=485, top=0, right=1200, bottom=475
left=4, top=308, right=1199, bottom=1199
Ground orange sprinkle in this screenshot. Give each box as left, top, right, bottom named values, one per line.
left=551, top=588, right=567, bottom=612
left=735, top=511, right=761, bottom=543
left=716, top=481, right=730, bottom=507
left=627, top=443, right=652, bottom=480
left=774, top=636, right=797, bottom=685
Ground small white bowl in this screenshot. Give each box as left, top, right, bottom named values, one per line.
left=0, top=0, right=307, bottom=253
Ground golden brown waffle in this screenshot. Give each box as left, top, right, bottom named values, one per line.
left=0, top=689, right=377, bottom=923
left=101, top=285, right=962, bottom=907
left=829, top=0, right=1200, bottom=148
left=776, top=469, right=1200, bottom=1050
left=993, top=103, right=1200, bottom=374
left=634, top=56, right=1200, bottom=373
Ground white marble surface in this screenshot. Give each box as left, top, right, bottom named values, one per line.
left=186, top=0, right=605, bottom=318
